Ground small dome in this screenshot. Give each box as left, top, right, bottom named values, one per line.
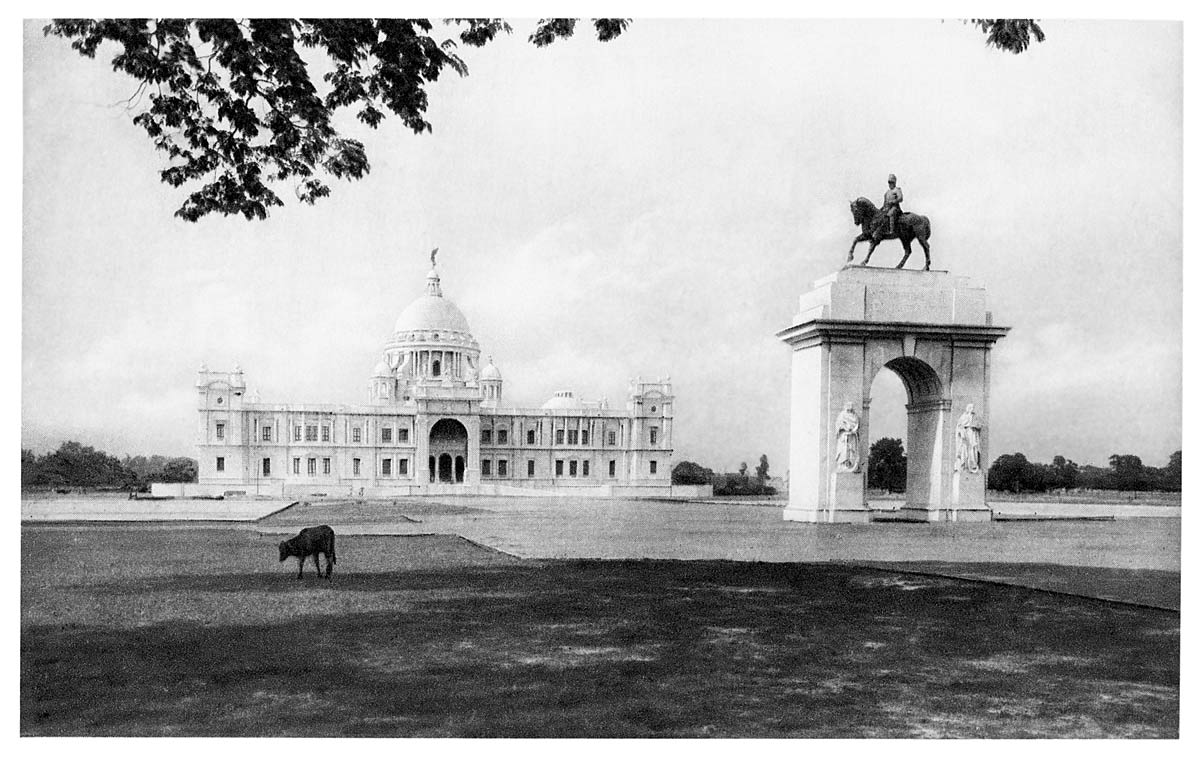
left=480, top=356, right=502, bottom=381
left=541, top=390, right=578, bottom=409
left=372, top=357, right=392, bottom=377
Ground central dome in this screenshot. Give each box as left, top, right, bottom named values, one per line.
left=393, top=266, right=472, bottom=335
left=394, top=295, right=472, bottom=334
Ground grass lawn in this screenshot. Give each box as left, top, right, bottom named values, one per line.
left=21, top=526, right=1178, bottom=737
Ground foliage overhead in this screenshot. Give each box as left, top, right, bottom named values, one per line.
left=43, top=18, right=629, bottom=221
left=969, top=19, right=1046, bottom=54
left=45, top=18, right=1045, bottom=222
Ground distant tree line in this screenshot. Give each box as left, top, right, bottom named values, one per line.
left=867, top=437, right=907, bottom=493
left=864, top=438, right=1181, bottom=495
left=988, top=451, right=1181, bottom=494
left=672, top=455, right=776, bottom=496
left=22, top=441, right=197, bottom=491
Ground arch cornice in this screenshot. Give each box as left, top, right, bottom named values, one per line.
left=777, top=319, right=1009, bottom=350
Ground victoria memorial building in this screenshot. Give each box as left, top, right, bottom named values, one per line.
left=179, top=258, right=682, bottom=498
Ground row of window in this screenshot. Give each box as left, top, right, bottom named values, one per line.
left=215, top=423, right=414, bottom=444
left=218, top=423, right=659, bottom=447
left=476, top=459, right=658, bottom=478
left=217, top=456, right=657, bottom=478
left=480, top=428, right=651, bottom=447
left=215, top=456, right=410, bottom=477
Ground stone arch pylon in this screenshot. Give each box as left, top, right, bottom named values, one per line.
left=778, top=267, right=1008, bottom=522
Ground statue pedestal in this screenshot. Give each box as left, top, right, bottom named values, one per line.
left=777, top=266, right=1008, bottom=524
left=782, top=470, right=870, bottom=523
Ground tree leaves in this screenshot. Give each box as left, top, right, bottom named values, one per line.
left=45, top=18, right=1043, bottom=222
left=44, top=18, right=630, bottom=221
left=969, top=19, right=1046, bottom=54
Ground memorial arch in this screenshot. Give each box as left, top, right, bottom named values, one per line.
left=778, top=267, right=1007, bottom=522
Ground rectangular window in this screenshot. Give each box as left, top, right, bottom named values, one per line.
left=305, top=425, right=317, bottom=442
left=497, top=430, right=508, bottom=445
left=399, top=458, right=408, bottom=476
left=556, top=430, right=565, bottom=445
left=569, top=460, right=578, bottom=477
left=322, top=458, right=331, bottom=475
left=583, top=460, right=590, bottom=477
left=321, top=425, right=330, bottom=442
left=215, top=423, right=225, bottom=440
left=262, top=425, right=272, bottom=442
left=294, top=425, right=302, bottom=442
left=352, top=427, right=362, bottom=443
left=307, top=458, right=316, bottom=475
left=650, top=426, right=658, bottom=445
left=581, top=430, right=589, bottom=446
left=498, top=459, right=508, bottom=477
left=352, top=458, right=361, bottom=476
left=216, top=456, right=225, bottom=472
left=481, top=429, right=492, bottom=444
left=262, top=458, right=271, bottom=477
left=608, top=431, right=617, bottom=446
left=398, top=428, right=409, bottom=443
left=382, top=458, right=392, bottom=476
left=555, top=459, right=564, bottom=477
left=527, top=429, right=536, bottom=445
left=482, top=459, right=491, bottom=477
left=609, top=460, right=616, bottom=477
left=650, top=460, right=658, bottom=475
left=382, top=427, right=392, bottom=443
left=568, top=430, right=579, bottom=445
left=293, top=457, right=301, bottom=474
left=527, top=460, right=535, bottom=477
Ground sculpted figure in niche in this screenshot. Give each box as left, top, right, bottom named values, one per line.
left=835, top=402, right=861, bottom=473
left=955, top=404, right=983, bottom=473
left=395, top=354, right=412, bottom=379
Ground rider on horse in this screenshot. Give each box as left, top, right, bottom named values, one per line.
left=881, top=174, right=903, bottom=235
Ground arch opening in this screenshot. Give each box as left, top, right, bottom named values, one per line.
left=868, top=356, right=947, bottom=510
left=867, top=367, right=908, bottom=504
left=882, top=356, right=944, bottom=405
left=430, top=418, right=468, bottom=484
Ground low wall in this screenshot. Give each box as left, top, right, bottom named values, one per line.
left=22, top=497, right=293, bottom=522
left=666, top=485, right=714, bottom=499
left=158, top=481, right=708, bottom=500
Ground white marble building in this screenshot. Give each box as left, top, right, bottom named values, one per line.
left=182, top=260, right=682, bottom=498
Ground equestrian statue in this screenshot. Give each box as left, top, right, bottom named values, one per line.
left=846, top=174, right=932, bottom=270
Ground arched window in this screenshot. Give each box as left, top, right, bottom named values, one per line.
left=432, top=358, right=441, bottom=377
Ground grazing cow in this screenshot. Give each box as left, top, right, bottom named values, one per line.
left=278, top=525, right=337, bottom=579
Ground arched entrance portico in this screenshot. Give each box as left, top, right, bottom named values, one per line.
left=429, top=418, right=468, bottom=484
left=778, top=266, right=1007, bottom=522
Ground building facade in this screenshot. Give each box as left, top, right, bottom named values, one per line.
left=184, top=261, right=679, bottom=498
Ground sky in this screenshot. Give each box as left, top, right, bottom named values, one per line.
left=21, top=17, right=1184, bottom=472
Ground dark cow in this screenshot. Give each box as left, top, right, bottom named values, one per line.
left=278, top=525, right=337, bottom=579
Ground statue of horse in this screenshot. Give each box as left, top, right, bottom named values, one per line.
left=847, top=197, right=932, bottom=270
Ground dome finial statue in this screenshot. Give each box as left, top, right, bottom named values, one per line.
left=424, top=247, right=443, bottom=298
